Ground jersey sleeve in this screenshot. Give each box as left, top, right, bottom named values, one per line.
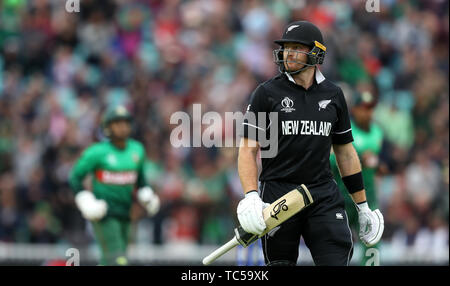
left=241, top=84, right=270, bottom=141
left=69, top=145, right=99, bottom=194
left=331, top=88, right=354, bottom=145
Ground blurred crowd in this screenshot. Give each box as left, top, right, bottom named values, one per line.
left=0, top=0, right=448, bottom=261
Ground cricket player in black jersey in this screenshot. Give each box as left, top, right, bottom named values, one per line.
left=237, top=21, right=384, bottom=266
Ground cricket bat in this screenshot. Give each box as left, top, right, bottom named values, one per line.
left=202, top=184, right=313, bottom=265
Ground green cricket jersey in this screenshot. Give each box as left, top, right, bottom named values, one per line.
left=330, top=120, right=383, bottom=208
left=331, top=120, right=384, bottom=264
left=69, top=139, right=148, bottom=219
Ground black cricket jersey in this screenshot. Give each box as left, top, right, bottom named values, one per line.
left=242, top=69, right=353, bottom=186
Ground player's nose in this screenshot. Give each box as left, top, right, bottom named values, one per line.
left=286, top=49, right=299, bottom=59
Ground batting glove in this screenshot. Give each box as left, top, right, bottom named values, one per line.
left=75, top=190, right=108, bottom=221
left=237, top=191, right=270, bottom=235
left=137, top=186, right=160, bottom=216
left=357, top=202, right=384, bottom=247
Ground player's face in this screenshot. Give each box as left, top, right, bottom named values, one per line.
left=109, top=120, right=131, bottom=140
left=352, top=105, right=375, bottom=126
left=283, top=43, right=310, bottom=72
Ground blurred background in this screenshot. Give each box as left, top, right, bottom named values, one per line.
left=0, top=0, right=448, bottom=265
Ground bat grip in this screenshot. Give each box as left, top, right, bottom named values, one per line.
left=202, top=236, right=240, bottom=265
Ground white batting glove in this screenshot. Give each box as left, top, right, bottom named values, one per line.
left=137, top=186, right=160, bottom=216
left=75, top=190, right=108, bottom=221
left=237, top=191, right=270, bottom=235
left=357, top=202, right=384, bottom=247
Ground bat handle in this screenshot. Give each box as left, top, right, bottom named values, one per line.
left=202, top=236, right=240, bottom=265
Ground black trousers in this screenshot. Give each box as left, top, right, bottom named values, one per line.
left=260, top=180, right=354, bottom=266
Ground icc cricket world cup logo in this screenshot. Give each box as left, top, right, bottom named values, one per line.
left=281, top=97, right=295, bottom=113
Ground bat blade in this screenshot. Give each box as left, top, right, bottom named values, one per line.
left=261, top=184, right=311, bottom=234
left=202, top=184, right=313, bottom=265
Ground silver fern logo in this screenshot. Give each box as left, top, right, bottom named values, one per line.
left=287, top=24, right=300, bottom=33
left=318, top=99, right=331, bottom=111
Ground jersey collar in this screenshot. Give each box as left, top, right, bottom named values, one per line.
left=284, top=67, right=326, bottom=86
left=315, top=68, right=326, bottom=84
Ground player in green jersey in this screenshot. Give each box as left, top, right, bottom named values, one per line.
left=69, top=105, right=160, bottom=266
left=330, top=91, right=384, bottom=266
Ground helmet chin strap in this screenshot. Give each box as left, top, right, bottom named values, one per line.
left=284, top=62, right=315, bottom=75
left=285, top=65, right=309, bottom=75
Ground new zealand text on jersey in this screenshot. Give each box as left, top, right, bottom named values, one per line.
left=282, top=120, right=332, bottom=136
